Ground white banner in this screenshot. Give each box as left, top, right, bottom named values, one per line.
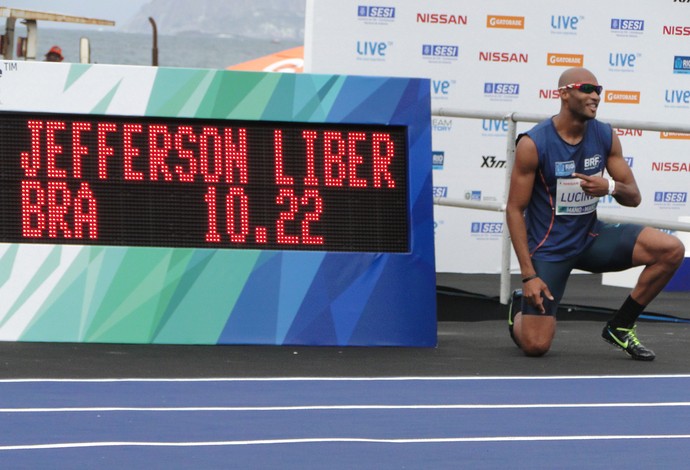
left=305, top=0, right=690, bottom=272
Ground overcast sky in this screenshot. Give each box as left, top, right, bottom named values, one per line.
left=13, top=0, right=150, bottom=29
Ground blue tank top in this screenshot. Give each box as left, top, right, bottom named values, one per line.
left=522, top=118, right=612, bottom=261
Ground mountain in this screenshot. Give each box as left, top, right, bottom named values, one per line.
left=123, top=0, right=305, bottom=40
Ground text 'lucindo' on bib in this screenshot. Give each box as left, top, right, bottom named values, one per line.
left=556, top=178, right=598, bottom=216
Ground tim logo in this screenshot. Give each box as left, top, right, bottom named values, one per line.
left=433, top=186, right=449, bottom=198
left=357, top=6, right=396, bottom=18
left=674, top=56, right=690, bottom=74
left=471, top=222, right=504, bottom=234
left=484, top=82, right=520, bottom=95
left=432, top=151, right=445, bottom=169
left=422, top=44, right=459, bottom=57
left=584, top=155, right=602, bottom=171
left=654, top=192, right=687, bottom=204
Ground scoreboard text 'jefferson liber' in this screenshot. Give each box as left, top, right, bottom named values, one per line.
left=0, top=112, right=408, bottom=252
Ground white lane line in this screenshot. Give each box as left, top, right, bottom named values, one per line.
left=2, top=402, right=690, bottom=413
left=2, top=374, right=690, bottom=383
left=2, top=434, right=690, bottom=451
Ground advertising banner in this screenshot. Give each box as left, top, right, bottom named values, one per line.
left=305, top=0, right=690, bottom=272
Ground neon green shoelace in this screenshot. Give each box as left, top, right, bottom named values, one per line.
left=617, top=326, right=641, bottom=346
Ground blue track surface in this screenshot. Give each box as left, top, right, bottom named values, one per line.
left=2, top=376, right=690, bottom=469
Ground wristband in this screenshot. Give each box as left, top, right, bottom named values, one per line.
left=522, top=274, right=538, bottom=283
left=607, top=178, right=616, bottom=195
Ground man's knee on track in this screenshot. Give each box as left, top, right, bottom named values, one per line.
left=519, top=337, right=552, bottom=357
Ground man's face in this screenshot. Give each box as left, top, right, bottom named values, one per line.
left=562, top=82, right=601, bottom=120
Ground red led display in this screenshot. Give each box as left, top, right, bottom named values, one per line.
left=0, top=112, right=409, bottom=252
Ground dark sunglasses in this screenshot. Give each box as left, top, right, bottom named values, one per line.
left=558, top=83, right=603, bottom=95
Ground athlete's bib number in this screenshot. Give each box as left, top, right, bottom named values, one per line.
left=556, top=178, right=598, bottom=216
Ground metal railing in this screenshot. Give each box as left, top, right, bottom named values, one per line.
left=431, top=108, right=690, bottom=305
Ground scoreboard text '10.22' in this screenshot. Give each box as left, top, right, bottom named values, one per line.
left=0, top=112, right=409, bottom=252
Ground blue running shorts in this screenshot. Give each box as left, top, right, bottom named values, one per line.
left=522, top=222, right=644, bottom=316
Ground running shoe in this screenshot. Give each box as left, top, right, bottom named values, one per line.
left=508, top=289, right=522, bottom=347
left=601, top=324, right=655, bottom=361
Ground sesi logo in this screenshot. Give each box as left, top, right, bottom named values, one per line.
left=357, top=5, right=396, bottom=25
left=423, top=44, right=459, bottom=57
left=422, top=45, right=459, bottom=64
left=432, top=186, right=448, bottom=198
left=654, top=192, right=687, bottom=203
left=611, top=18, right=645, bottom=37
left=357, top=6, right=395, bottom=18
left=484, top=82, right=520, bottom=95
left=611, top=18, right=644, bottom=31
left=471, top=222, right=503, bottom=234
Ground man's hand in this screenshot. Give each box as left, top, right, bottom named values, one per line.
left=522, top=277, right=554, bottom=314
left=572, top=172, right=609, bottom=197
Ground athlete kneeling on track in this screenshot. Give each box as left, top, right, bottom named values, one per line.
left=505, top=67, right=685, bottom=361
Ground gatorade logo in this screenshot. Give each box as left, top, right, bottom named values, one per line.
left=547, top=53, right=584, bottom=67
left=486, top=15, right=525, bottom=29
left=660, top=132, right=690, bottom=140
left=605, top=90, right=641, bottom=104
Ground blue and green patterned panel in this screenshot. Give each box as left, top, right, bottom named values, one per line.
left=0, top=62, right=435, bottom=346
